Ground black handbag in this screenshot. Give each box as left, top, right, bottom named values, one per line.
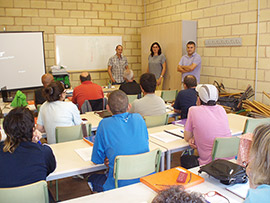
left=198, top=159, right=248, bottom=185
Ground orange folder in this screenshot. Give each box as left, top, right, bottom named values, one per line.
left=140, top=167, right=204, bottom=192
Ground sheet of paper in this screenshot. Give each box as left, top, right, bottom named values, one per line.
left=165, top=128, right=184, bottom=137
left=226, top=181, right=249, bottom=199
left=150, top=131, right=181, bottom=143
left=74, top=147, right=93, bottom=162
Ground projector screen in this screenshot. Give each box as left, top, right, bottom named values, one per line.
left=0, top=31, right=46, bottom=91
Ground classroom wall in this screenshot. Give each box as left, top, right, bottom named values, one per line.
left=1, top=0, right=270, bottom=104
left=0, top=0, right=143, bottom=90
left=144, top=0, right=270, bottom=104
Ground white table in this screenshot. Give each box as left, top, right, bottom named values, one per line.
left=148, top=124, right=189, bottom=170
left=227, top=113, right=250, bottom=136
left=46, top=140, right=106, bottom=181
left=62, top=164, right=244, bottom=203
left=80, top=112, right=103, bottom=131
left=46, top=139, right=167, bottom=181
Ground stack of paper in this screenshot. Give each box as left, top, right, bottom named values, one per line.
left=150, top=132, right=181, bottom=143
left=74, top=147, right=92, bottom=162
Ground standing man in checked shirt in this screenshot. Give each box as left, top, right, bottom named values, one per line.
left=108, top=45, right=129, bottom=85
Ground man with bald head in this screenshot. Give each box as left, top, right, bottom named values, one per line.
left=34, top=73, right=54, bottom=106
left=72, top=72, right=104, bottom=110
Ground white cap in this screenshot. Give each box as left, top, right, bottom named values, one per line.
left=196, top=84, right=219, bottom=103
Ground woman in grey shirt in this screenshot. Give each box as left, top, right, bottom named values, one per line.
left=147, top=42, right=166, bottom=90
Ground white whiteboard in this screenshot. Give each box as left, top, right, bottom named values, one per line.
left=0, top=31, right=45, bottom=91
left=55, top=35, right=122, bottom=71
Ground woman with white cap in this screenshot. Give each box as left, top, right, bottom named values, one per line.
left=183, top=84, right=231, bottom=166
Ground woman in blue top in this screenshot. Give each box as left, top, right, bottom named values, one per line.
left=245, top=124, right=270, bottom=203
left=147, top=42, right=166, bottom=90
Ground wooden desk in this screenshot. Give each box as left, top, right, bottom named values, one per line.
left=62, top=165, right=243, bottom=203
left=47, top=140, right=106, bottom=181
left=148, top=124, right=189, bottom=170
left=80, top=112, right=103, bottom=131
left=46, top=139, right=167, bottom=181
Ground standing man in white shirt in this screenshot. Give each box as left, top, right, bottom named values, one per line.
left=177, top=41, right=201, bottom=83
left=108, top=45, right=129, bottom=85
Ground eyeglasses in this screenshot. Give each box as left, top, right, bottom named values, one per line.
left=152, top=46, right=159, bottom=48
left=204, top=191, right=230, bottom=203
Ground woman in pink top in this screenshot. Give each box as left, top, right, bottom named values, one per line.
left=184, top=84, right=231, bottom=165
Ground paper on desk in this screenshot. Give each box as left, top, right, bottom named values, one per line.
left=226, top=181, right=249, bottom=199
left=165, top=128, right=184, bottom=137
left=150, top=131, right=181, bottom=143
left=74, top=147, right=92, bottom=162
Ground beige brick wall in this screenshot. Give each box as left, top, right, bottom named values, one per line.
left=1, top=0, right=270, bottom=105
left=0, top=0, right=143, bottom=94
left=144, top=0, right=270, bottom=104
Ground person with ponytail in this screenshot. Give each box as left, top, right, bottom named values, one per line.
left=37, top=81, right=82, bottom=144
left=0, top=107, right=56, bottom=187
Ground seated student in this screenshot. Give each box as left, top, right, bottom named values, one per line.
left=152, top=185, right=205, bottom=203
left=245, top=124, right=270, bottom=203
left=72, top=72, right=104, bottom=110
left=90, top=90, right=149, bottom=191
left=119, top=69, right=141, bottom=96
left=37, top=81, right=82, bottom=144
left=184, top=84, right=231, bottom=166
left=0, top=107, right=56, bottom=188
left=129, top=73, right=166, bottom=117
left=173, top=75, right=197, bottom=119
left=34, top=73, right=54, bottom=107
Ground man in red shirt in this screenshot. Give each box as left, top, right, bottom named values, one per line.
left=72, top=72, right=104, bottom=110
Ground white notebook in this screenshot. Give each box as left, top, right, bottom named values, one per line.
left=226, top=181, right=250, bottom=199
left=74, top=147, right=93, bottom=162
left=149, top=131, right=181, bottom=143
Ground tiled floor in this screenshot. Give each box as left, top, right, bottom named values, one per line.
left=49, top=151, right=183, bottom=202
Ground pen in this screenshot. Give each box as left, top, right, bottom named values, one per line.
left=154, top=184, right=171, bottom=187
left=187, top=173, right=192, bottom=183
left=164, top=130, right=184, bottom=139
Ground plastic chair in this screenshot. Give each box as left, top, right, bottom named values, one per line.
left=54, top=124, right=91, bottom=201
left=0, top=180, right=49, bottom=203
left=113, top=149, right=161, bottom=188
left=212, top=137, right=240, bottom=161
left=127, top=95, right=138, bottom=103
left=36, top=104, right=42, bottom=113
left=243, top=118, right=270, bottom=134
left=144, top=113, right=169, bottom=128
left=161, top=90, right=177, bottom=103
left=55, top=124, right=91, bottom=143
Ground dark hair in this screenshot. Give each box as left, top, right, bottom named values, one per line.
left=42, top=81, right=64, bottom=102
left=80, top=73, right=91, bottom=82
left=187, top=41, right=196, bottom=46
left=184, top=75, right=197, bottom=89
left=108, top=90, right=128, bottom=115
left=116, top=44, right=123, bottom=49
left=152, top=186, right=205, bottom=203
left=200, top=99, right=216, bottom=106
left=3, top=107, right=34, bottom=153
left=140, top=73, right=156, bottom=93
left=150, top=42, right=162, bottom=57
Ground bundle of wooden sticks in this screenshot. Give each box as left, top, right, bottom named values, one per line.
left=242, top=91, right=270, bottom=117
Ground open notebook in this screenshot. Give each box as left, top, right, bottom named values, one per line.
left=140, top=167, right=204, bottom=192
